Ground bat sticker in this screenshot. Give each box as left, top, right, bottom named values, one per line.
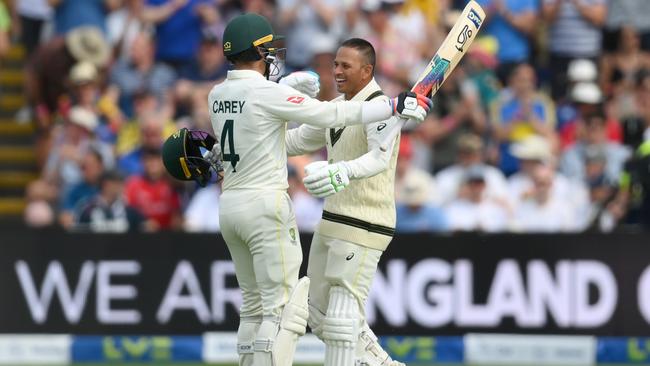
left=468, top=8, right=483, bottom=28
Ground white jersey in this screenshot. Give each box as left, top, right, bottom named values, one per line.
left=286, top=79, right=399, bottom=251
left=208, top=70, right=377, bottom=191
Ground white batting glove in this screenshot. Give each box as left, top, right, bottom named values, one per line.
left=303, top=161, right=350, bottom=198
left=389, top=91, right=432, bottom=123
left=202, top=142, right=224, bottom=179
left=279, top=71, right=321, bottom=98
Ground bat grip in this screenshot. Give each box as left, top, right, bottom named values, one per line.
left=378, top=117, right=407, bottom=152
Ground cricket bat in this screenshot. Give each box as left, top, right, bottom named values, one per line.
left=379, top=0, right=486, bottom=152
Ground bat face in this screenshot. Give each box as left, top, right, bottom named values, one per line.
left=411, top=0, right=485, bottom=98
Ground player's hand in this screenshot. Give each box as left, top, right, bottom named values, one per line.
left=279, top=71, right=320, bottom=98
left=202, top=142, right=224, bottom=180
left=303, top=161, right=350, bottom=198
left=390, top=91, right=432, bottom=123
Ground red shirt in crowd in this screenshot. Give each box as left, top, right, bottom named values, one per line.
left=124, top=177, right=180, bottom=229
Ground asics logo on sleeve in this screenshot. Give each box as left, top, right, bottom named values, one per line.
left=377, top=123, right=386, bottom=131
left=286, top=96, right=305, bottom=104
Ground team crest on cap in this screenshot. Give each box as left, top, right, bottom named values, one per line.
left=224, top=41, right=231, bottom=52
left=286, top=96, right=305, bottom=104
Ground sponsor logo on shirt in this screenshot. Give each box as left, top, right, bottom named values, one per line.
left=286, top=96, right=305, bottom=104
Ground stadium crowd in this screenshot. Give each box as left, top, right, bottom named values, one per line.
left=2, top=0, right=649, bottom=233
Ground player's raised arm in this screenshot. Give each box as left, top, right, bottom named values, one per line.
left=260, top=83, right=432, bottom=129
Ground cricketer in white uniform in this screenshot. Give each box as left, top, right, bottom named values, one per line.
left=285, top=39, right=405, bottom=366
left=208, top=13, right=432, bottom=366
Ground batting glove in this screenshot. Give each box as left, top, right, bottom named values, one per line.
left=202, top=142, right=225, bottom=180
left=279, top=71, right=321, bottom=98
left=303, top=161, right=350, bottom=198
left=390, top=91, right=432, bottom=123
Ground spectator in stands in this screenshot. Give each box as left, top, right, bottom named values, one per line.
left=124, top=147, right=181, bottom=230
left=110, top=30, right=176, bottom=118
left=44, top=106, right=114, bottom=196
left=475, top=0, right=538, bottom=83
left=603, top=0, right=650, bottom=59
left=421, top=68, right=488, bottom=172
left=141, top=0, right=218, bottom=70
left=24, top=26, right=110, bottom=130
left=75, top=170, right=148, bottom=232
left=575, top=158, right=618, bottom=232
left=0, top=0, right=10, bottom=59
left=620, top=70, right=650, bottom=149
left=601, top=26, right=650, bottom=100
left=117, top=112, right=167, bottom=176
left=444, top=165, right=511, bottom=232
left=395, top=170, right=447, bottom=233
left=560, top=112, right=631, bottom=185
left=395, top=134, right=439, bottom=205
left=542, top=0, right=607, bottom=100
left=491, top=63, right=557, bottom=175
left=50, top=0, right=121, bottom=35
left=68, top=61, right=125, bottom=143
left=24, top=180, right=58, bottom=228
left=106, top=0, right=143, bottom=61
left=309, top=35, right=338, bottom=101
left=183, top=183, right=220, bottom=232
left=58, top=148, right=105, bottom=229
left=465, top=36, right=502, bottom=111
left=435, top=133, right=509, bottom=205
left=15, top=0, right=52, bottom=58
left=278, top=0, right=343, bottom=71
left=508, top=135, right=588, bottom=215
left=512, top=164, right=579, bottom=232
left=174, top=29, right=228, bottom=114
left=287, top=163, right=322, bottom=232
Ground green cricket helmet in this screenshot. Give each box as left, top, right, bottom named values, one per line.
left=222, top=13, right=284, bottom=57
left=162, top=128, right=221, bottom=187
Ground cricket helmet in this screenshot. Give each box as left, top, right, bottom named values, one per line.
left=162, top=128, right=221, bottom=186
left=222, top=13, right=284, bottom=57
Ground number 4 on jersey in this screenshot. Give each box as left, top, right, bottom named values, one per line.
left=220, top=119, right=240, bottom=172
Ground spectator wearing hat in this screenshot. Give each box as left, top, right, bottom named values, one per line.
left=396, top=170, right=447, bottom=233
left=58, top=148, right=105, bottom=229
left=142, top=0, right=218, bottom=71
left=110, top=30, right=177, bottom=119
left=75, top=170, right=149, bottom=232
left=44, top=106, right=115, bottom=196
left=491, top=63, right=557, bottom=176
left=24, top=26, right=110, bottom=130
left=542, top=0, right=607, bottom=100
left=435, top=133, right=509, bottom=205
left=475, top=0, right=539, bottom=83
left=174, top=29, right=229, bottom=115
left=560, top=112, right=631, bottom=185
left=507, top=135, right=588, bottom=212
left=512, top=165, right=580, bottom=232
left=50, top=0, right=122, bottom=35
left=124, top=147, right=181, bottom=230
left=443, top=165, right=510, bottom=232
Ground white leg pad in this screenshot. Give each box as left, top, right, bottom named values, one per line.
left=355, top=323, right=405, bottom=366
left=253, top=277, right=310, bottom=366
left=322, top=286, right=359, bottom=366
left=237, top=316, right=261, bottom=366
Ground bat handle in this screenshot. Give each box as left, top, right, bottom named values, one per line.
left=378, top=117, right=407, bottom=152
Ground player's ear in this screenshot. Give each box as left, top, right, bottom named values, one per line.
left=361, top=63, right=373, bottom=80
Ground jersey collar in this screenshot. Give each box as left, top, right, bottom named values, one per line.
left=341, top=78, right=382, bottom=102
left=227, top=69, right=266, bottom=80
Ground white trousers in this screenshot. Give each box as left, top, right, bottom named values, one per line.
left=219, top=190, right=302, bottom=319
left=307, top=232, right=383, bottom=321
